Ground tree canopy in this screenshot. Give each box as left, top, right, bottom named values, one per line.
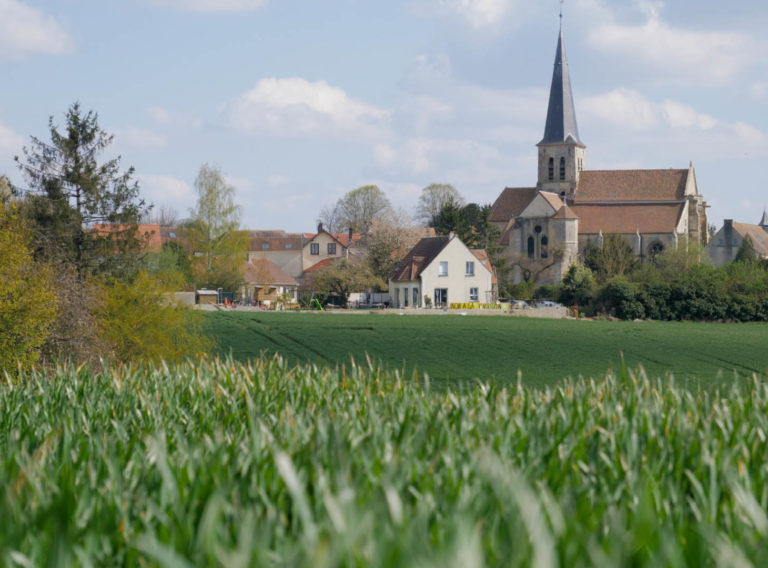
left=186, top=164, right=248, bottom=290
left=319, top=185, right=393, bottom=235
left=15, top=102, right=147, bottom=279
left=415, top=183, right=464, bottom=226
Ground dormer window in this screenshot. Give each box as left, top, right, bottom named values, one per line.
left=559, top=157, right=566, bottom=180
left=548, top=158, right=554, bottom=181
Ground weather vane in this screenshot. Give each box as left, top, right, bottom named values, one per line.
left=560, top=0, right=564, bottom=23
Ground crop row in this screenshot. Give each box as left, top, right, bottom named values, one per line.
left=2, top=358, right=768, bottom=566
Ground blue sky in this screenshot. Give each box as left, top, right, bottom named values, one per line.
left=2, top=0, right=767, bottom=232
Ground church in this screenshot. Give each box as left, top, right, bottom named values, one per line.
left=490, top=25, right=708, bottom=285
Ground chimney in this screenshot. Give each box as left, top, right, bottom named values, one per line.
left=724, top=219, right=734, bottom=257
left=348, top=227, right=353, bottom=245
left=318, top=222, right=323, bottom=233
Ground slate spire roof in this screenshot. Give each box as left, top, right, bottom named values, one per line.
left=760, top=207, right=768, bottom=230
left=538, top=26, right=583, bottom=146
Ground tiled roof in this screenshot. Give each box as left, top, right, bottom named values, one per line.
left=93, top=223, right=163, bottom=253
left=249, top=232, right=304, bottom=251
left=471, top=249, right=497, bottom=284
left=540, top=191, right=565, bottom=211
left=733, top=223, right=768, bottom=256
left=489, top=187, right=538, bottom=223
left=572, top=203, right=684, bottom=235
left=390, top=235, right=451, bottom=282
left=244, top=258, right=299, bottom=286
left=303, top=257, right=338, bottom=273
left=576, top=169, right=688, bottom=202
left=552, top=204, right=578, bottom=219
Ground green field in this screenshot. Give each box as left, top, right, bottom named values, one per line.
left=207, top=311, right=768, bottom=387
left=5, top=359, right=768, bottom=565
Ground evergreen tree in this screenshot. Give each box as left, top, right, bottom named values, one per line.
left=15, top=102, right=148, bottom=279
left=734, top=234, right=758, bottom=264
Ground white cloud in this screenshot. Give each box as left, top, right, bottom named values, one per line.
left=587, top=3, right=754, bottom=86
left=0, top=0, right=73, bottom=59
left=148, top=0, right=268, bottom=12
left=267, top=175, right=288, bottom=188
left=446, top=0, right=509, bottom=28
left=582, top=89, right=719, bottom=132
left=138, top=174, right=194, bottom=207
left=114, top=127, right=167, bottom=149
left=374, top=136, right=501, bottom=175
left=0, top=121, right=24, bottom=155
left=146, top=106, right=204, bottom=129
left=225, top=77, right=391, bottom=140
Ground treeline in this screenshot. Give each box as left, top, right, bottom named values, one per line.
left=1, top=103, right=215, bottom=372
left=554, top=235, right=768, bottom=321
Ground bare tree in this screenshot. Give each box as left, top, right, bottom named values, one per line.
left=416, top=183, right=464, bottom=226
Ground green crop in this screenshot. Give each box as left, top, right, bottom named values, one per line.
left=2, top=358, right=768, bottom=566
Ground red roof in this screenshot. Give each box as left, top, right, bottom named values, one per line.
left=490, top=187, right=538, bottom=223
left=576, top=169, right=688, bottom=202
left=92, top=223, right=163, bottom=253
left=244, top=258, right=299, bottom=286
left=303, top=257, right=338, bottom=273
left=571, top=203, right=684, bottom=234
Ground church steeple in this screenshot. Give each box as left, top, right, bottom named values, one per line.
left=760, top=207, right=768, bottom=232
left=537, top=19, right=585, bottom=197
left=539, top=26, right=582, bottom=146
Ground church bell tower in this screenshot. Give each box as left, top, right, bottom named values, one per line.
left=537, top=23, right=585, bottom=198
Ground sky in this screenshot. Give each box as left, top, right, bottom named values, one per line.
left=1, top=0, right=767, bottom=232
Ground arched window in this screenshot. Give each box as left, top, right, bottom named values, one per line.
left=649, top=242, right=665, bottom=259
left=540, top=235, right=548, bottom=259
left=527, top=236, right=535, bottom=259
left=548, top=158, right=554, bottom=181
left=559, top=157, right=566, bottom=180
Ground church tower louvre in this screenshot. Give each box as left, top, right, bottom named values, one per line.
left=537, top=23, right=585, bottom=198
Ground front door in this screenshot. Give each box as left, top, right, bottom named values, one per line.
left=434, top=288, right=448, bottom=308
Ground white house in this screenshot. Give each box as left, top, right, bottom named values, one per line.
left=389, top=234, right=496, bottom=308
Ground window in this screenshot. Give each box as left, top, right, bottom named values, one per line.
left=717, top=239, right=724, bottom=247
left=168, top=232, right=176, bottom=239
left=649, top=242, right=665, bottom=258
left=439, top=261, right=448, bottom=276
left=310, top=243, right=319, bottom=255
left=285, top=243, right=292, bottom=249
left=559, top=157, right=566, bottom=180
left=469, top=288, right=479, bottom=302
left=466, top=261, right=475, bottom=276
left=413, top=288, right=419, bottom=307
left=540, top=235, right=548, bottom=259
left=578, top=158, right=583, bottom=171
left=395, top=288, right=400, bottom=308
left=404, top=287, right=409, bottom=307
left=327, top=243, right=337, bottom=255
left=262, top=243, right=269, bottom=249
left=434, top=288, right=448, bottom=308
left=548, top=157, right=554, bottom=180
left=527, top=236, right=535, bottom=259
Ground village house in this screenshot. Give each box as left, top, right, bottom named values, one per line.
left=242, top=257, right=299, bottom=306
left=707, top=214, right=768, bottom=266
left=389, top=234, right=496, bottom=308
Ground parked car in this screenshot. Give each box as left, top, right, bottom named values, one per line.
left=534, top=300, right=562, bottom=308
left=508, top=299, right=529, bottom=309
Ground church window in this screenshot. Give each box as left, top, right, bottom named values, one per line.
left=534, top=225, right=542, bottom=234
left=649, top=242, right=665, bottom=258
left=540, top=235, right=549, bottom=259
left=527, top=236, right=535, bottom=259
left=559, top=157, right=566, bottom=180
left=548, top=158, right=554, bottom=180
left=578, top=158, right=583, bottom=171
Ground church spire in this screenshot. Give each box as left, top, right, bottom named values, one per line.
left=539, top=23, right=583, bottom=146
left=760, top=206, right=768, bottom=232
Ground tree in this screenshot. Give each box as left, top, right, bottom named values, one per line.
left=0, top=203, right=58, bottom=371
left=362, top=211, right=425, bottom=282
left=99, top=271, right=210, bottom=364
left=734, top=234, right=758, bottom=264
left=141, top=204, right=179, bottom=227
left=15, top=102, right=148, bottom=279
left=306, top=259, right=385, bottom=308
left=583, top=234, right=639, bottom=283
left=319, top=185, right=393, bottom=235
left=557, top=263, right=595, bottom=307
left=415, top=183, right=464, bottom=226
left=186, top=164, right=248, bottom=290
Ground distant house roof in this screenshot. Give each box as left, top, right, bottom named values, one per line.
left=93, top=223, right=163, bottom=253
left=248, top=230, right=304, bottom=251
left=303, top=257, right=338, bottom=273
left=490, top=187, right=539, bottom=223
left=571, top=203, right=684, bottom=235
left=575, top=169, right=688, bottom=202
left=390, top=235, right=451, bottom=282
left=471, top=249, right=497, bottom=284
left=244, top=258, right=299, bottom=286
left=732, top=223, right=768, bottom=256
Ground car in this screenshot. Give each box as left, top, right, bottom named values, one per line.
left=535, top=300, right=562, bottom=308
left=508, top=299, right=529, bottom=309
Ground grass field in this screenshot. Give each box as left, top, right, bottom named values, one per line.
left=207, top=311, right=768, bottom=387
left=5, top=358, right=768, bottom=565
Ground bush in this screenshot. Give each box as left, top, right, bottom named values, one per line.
left=99, top=271, right=211, bottom=363
left=599, top=279, right=645, bottom=320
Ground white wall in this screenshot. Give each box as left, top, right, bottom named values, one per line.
left=420, top=237, right=495, bottom=307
